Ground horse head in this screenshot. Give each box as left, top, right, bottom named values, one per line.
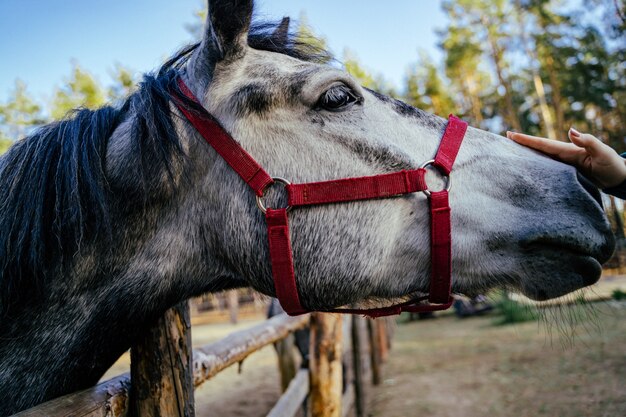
left=170, top=0, right=613, bottom=310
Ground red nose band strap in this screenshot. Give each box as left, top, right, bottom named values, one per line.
left=287, top=169, right=427, bottom=206
left=171, top=77, right=467, bottom=318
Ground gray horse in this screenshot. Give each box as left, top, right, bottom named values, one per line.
left=0, top=0, right=614, bottom=413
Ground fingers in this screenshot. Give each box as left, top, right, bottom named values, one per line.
left=506, top=131, right=576, bottom=157
left=508, top=128, right=624, bottom=187
left=568, top=128, right=603, bottom=155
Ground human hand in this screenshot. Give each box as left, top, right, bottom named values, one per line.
left=506, top=128, right=626, bottom=189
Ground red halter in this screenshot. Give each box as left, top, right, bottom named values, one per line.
left=172, top=78, right=467, bottom=318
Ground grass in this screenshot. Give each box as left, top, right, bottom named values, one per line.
left=612, top=289, right=626, bottom=300
left=491, top=291, right=538, bottom=325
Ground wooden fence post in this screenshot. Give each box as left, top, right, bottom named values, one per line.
left=227, top=290, right=239, bottom=324
left=130, top=301, right=194, bottom=417
left=309, top=313, right=343, bottom=417
left=275, top=334, right=298, bottom=392
left=351, top=316, right=366, bottom=417
left=377, top=320, right=389, bottom=363
left=367, top=319, right=382, bottom=386
left=385, top=317, right=395, bottom=351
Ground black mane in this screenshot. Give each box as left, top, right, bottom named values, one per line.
left=0, top=21, right=330, bottom=316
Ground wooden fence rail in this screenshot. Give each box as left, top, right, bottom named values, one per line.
left=14, top=308, right=391, bottom=417
left=193, top=313, right=310, bottom=385
left=266, top=369, right=309, bottom=417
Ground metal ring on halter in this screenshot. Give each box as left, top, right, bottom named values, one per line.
left=419, top=160, right=451, bottom=198
left=256, top=177, right=293, bottom=214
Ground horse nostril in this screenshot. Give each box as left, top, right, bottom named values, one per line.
left=577, top=172, right=603, bottom=208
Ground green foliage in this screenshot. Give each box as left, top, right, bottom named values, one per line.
left=0, top=62, right=139, bottom=143
left=406, top=52, right=457, bottom=118
left=107, top=65, right=139, bottom=102
left=343, top=50, right=397, bottom=98
left=295, top=13, right=330, bottom=61
left=0, top=80, right=47, bottom=140
left=51, top=64, right=106, bottom=120
left=185, top=6, right=206, bottom=39
left=492, top=291, right=538, bottom=325
left=612, top=289, right=626, bottom=300
left=344, top=50, right=378, bottom=89
left=0, top=138, right=13, bottom=155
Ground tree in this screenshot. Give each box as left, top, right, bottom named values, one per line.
left=405, top=52, right=456, bottom=117
left=343, top=50, right=397, bottom=97
left=344, top=50, right=377, bottom=89
left=0, top=139, right=11, bottom=154
left=295, top=13, right=329, bottom=56
left=593, top=0, right=626, bottom=40
left=520, top=0, right=572, bottom=137
left=514, top=0, right=557, bottom=139
left=108, top=64, right=139, bottom=102
left=438, top=23, right=492, bottom=127
left=185, top=6, right=206, bottom=40
left=51, top=63, right=106, bottom=120
left=509, top=0, right=625, bottom=147
left=442, top=0, right=523, bottom=132
left=0, top=79, right=46, bottom=141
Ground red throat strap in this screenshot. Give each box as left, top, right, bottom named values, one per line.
left=172, top=78, right=468, bottom=318
left=175, top=80, right=274, bottom=196
left=266, top=208, right=307, bottom=315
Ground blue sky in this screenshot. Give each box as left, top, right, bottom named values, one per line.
left=0, top=0, right=447, bottom=103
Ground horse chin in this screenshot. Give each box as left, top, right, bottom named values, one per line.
left=341, top=293, right=422, bottom=311
left=518, top=253, right=603, bottom=301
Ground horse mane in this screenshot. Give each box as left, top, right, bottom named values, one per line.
left=0, top=20, right=331, bottom=316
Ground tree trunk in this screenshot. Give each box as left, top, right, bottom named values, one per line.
left=130, top=302, right=194, bottom=417
left=514, top=1, right=557, bottom=139
left=367, top=319, right=382, bottom=386
left=483, top=17, right=522, bottom=133
left=464, top=74, right=484, bottom=125
left=309, top=313, right=343, bottom=417
left=376, top=320, right=389, bottom=363
left=544, top=55, right=567, bottom=138
left=610, top=195, right=625, bottom=242
left=351, top=316, right=367, bottom=417
left=531, top=73, right=557, bottom=139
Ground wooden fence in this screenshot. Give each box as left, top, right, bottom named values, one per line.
left=14, top=302, right=394, bottom=417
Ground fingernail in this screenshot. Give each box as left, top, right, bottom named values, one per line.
left=570, top=127, right=580, bottom=137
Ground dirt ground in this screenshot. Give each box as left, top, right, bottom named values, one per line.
left=370, top=302, right=626, bottom=417
left=101, top=276, right=626, bottom=417
left=193, top=321, right=288, bottom=417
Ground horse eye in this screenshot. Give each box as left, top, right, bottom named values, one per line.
left=316, top=84, right=362, bottom=112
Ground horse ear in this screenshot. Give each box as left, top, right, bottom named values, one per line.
left=273, top=17, right=290, bottom=46
left=204, top=0, right=254, bottom=59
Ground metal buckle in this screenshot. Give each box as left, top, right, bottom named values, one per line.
left=419, top=160, right=451, bottom=198
left=256, top=177, right=293, bottom=214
